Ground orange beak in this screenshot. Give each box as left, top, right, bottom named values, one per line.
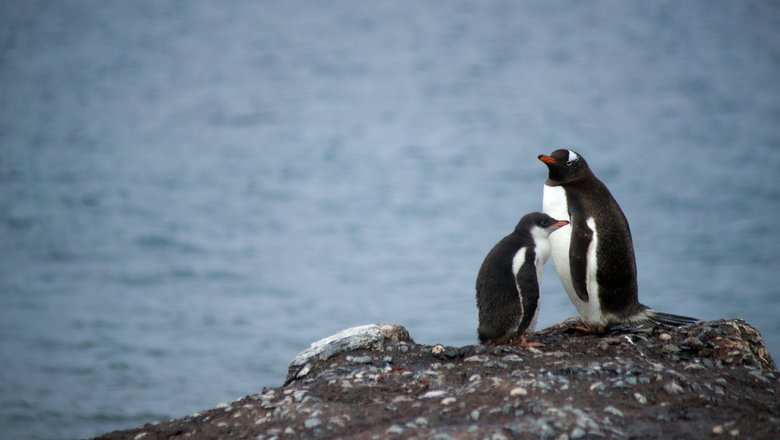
left=538, top=155, right=556, bottom=165
left=554, top=220, right=570, bottom=227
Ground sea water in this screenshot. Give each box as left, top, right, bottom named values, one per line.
left=1, top=1, right=778, bottom=439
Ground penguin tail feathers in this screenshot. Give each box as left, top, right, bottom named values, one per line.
left=644, top=310, right=700, bottom=327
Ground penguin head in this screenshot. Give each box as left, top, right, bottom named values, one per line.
left=537, top=149, right=591, bottom=184
left=516, top=212, right=570, bottom=239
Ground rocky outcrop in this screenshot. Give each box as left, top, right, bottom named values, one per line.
left=96, top=319, right=779, bottom=439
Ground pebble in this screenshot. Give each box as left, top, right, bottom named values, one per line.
left=634, top=392, right=648, bottom=404
left=502, top=354, right=523, bottom=363
left=329, top=417, right=346, bottom=428
left=399, top=344, right=409, bottom=353
left=469, top=374, right=481, bottom=382
left=420, top=390, right=447, bottom=399
left=510, top=386, right=528, bottom=396
left=464, top=355, right=490, bottom=363
left=132, top=434, right=147, bottom=440
left=441, top=397, right=457, bottom=405
left=662, top=344, right=679, bottom=353
left=470, top=410, right=481, bottom=421
left=386, top=424, right=404, bottom=435
left=571, top=427, right=586, bottom=439
left=589, top=381, right=606, bottom=392
left=604, top=406, right=624, bottom=417
left=284, top=427, right=295, bottom=435
left=347, top=355, right=373, bottom=364
left=713, top=425, right=724, bottom=435
left=432, top=344, right=445, bottom=354
left=304, top=417, right=321, bottom=429
left=664, top=381, right=685, bottom=395
left=432, top=434, right=456, bottom=440
left=415, top=417, right=429, bottom=426
left=659, top=333, right=672, bottom=341
left=683, top=336, right=704, bottom=348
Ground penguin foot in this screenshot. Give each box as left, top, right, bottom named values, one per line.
left=571, top=324, right=607, bottom=335
left=519, top=334, right=545, bottom=348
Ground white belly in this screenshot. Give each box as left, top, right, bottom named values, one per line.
left=542, top=184, right=605, bottom=325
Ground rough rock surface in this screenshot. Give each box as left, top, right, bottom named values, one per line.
left=96, top=319, right=779, bottom=439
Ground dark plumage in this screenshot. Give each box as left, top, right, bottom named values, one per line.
left=539, top=149, right=699, bottom=330
left=476, top=212, right=568, bottom=345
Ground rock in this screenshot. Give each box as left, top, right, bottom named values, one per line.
left=432, top=344, right=445, bottom=354
left=94, top=319, right=779, bottom=440
left=420, top=390, right=447, bottom=399
left=510, top=386, right=528, bottom=396
left=664, top=381, right=685, bottom=395
left=286, top=324, right=412, bottom=384
left=662, top=344, right=679, bottom=353
left=386, top=424, right=404, bottom=434
left=346, top=355, right=373, bottom=364
left=683, top=336, right=704, bottom=348
left=571, top=427, right=586, bottom=439
left=589, top=381, right=606, bottom=392
left=659, top=333, right=672, bottom=341
left=303, top=417, right=321, bottom=429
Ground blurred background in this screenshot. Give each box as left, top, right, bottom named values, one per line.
left=1, top=1, right=778, bottom=439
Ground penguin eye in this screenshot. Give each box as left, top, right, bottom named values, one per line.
left=566, top=160, right=574, bottom=167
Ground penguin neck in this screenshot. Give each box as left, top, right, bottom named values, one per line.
left=545, top=169, right=597, bottom=187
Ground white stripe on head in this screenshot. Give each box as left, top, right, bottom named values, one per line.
left=567, top=150, right=579, bottom=163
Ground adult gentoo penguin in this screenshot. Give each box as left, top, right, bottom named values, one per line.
left=476, top=212, right=569, bottom=346
left=538, top=149, right=698, bottom=331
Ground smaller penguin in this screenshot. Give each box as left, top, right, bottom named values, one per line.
left=476, top=212, right=569, bottom=346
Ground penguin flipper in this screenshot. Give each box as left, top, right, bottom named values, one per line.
left=568, top=218, right=593, bottom=302
left=645, top=310, right=700, bottom=326
left=514, top=262, right=540, bottom=335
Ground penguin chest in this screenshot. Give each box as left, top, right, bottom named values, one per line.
left=543, top=185, right=605, bottom=325
left=542, top=185, right=576, bottom=298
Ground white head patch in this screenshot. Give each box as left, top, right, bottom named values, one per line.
left=567, top=150, right=579, bottom=163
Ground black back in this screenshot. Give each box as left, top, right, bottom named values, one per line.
left=476, top=219, right=543, bottom=344
left=541, top=149, right=642, bottom=318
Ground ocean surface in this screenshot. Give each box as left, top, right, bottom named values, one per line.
left=1, top=1, right=779, bottom=439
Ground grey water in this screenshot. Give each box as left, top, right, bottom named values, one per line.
left=1, top=1, right=778, bottom=439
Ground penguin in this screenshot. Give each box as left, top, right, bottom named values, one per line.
left=538, top=148, right=698, bottom=331
left=476, top=212, right=569, bottom=346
